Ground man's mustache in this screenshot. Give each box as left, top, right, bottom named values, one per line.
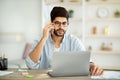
left=56, top=29, right=65, bottom=32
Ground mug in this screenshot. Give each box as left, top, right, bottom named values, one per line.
left=0, top=57, right=8, bottom=70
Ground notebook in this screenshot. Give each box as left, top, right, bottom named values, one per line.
left=48, top=51, right=90, bottom=77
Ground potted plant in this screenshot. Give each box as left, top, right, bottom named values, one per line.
left=60, top=0, right=64, bottom=2
left=85, top=0, right=90, bottom=1
left=68, top=9, right=74, bottom=18
left=114, top=10, right=120, bottom=17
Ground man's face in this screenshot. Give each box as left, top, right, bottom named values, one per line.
left=53, top=17, right=69, bottom=37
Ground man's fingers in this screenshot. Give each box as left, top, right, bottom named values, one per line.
left=99, top=69, right=104, bottom=75
left=44, top=23, right=54, bottom=32
left=91, top=65, right=98, bottom=75
left=95, top=67, right=102, bottom=76
left=90, top=66, right=104, bottom=76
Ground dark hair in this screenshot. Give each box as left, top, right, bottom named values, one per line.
left=50, top=6, right=69, bottom=22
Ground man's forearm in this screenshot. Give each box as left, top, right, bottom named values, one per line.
left=29, top=37, right=47, bottom=63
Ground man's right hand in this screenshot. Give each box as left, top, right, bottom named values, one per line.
left=42, top=23, right=54, bottom=40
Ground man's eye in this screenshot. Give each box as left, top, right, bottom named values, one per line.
left=63, top=22, right=67, bottom=25
left=55, top=22, right=60, bottom=24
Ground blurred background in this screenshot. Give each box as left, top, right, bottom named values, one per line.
left=0, top=0, right=120, bottom=69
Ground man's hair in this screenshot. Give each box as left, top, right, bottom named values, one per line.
left=50, top=6, right=69, bottom=22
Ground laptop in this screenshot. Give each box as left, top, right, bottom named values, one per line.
left=48, top=51, right=90, bottom=77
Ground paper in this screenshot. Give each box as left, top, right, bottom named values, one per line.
left=24, top=74, right=33, bottom=78
left=0, top=71, right=13, bottom=76
left=91, top=71, right=120, bottom=79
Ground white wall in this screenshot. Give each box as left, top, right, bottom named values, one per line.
left=0, top=0, right=42, bottom=61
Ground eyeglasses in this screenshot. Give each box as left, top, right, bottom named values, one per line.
left=53, top=21, right=69, bottom=27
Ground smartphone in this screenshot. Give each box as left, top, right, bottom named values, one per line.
left=51, top=29, right=54, bottom=35
left=51, top=23, right=55, bottom=35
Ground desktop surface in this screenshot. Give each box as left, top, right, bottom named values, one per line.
left=0, top=68, right=120, bottom=80
left=0, top=68, right=92, bottom=80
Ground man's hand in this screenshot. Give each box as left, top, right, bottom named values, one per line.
left=42, top=23, right=54, bottom=40
left=90, top=63, right=104, bottom=76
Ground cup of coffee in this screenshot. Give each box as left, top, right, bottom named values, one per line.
left=0, top=57, right=8, bottom=70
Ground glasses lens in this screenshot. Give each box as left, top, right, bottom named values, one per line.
left=62, top=22, right=68, bottom=26
left=54, top=21, right=60, bottom=26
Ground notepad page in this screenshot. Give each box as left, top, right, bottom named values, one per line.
left=0, top=71, right=13, bottom=76
left=91, top=71, right=120, bottom=79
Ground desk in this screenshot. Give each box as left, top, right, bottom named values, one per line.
left=0, top=68, right=119, bottom=80
left=0, top=68, right=92, bottom=80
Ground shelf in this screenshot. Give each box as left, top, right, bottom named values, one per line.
left=86, top=18, right=120, bottom=22
left=85, top=1, right=120, bottom=5
left=91, top=50, right=120, bottom=54
left=101, top=66, right=120, bottom=70
left=65, top=18, right=120, bottom=22
left=86, top=35, right=120, bottom=38
left=0, top=32, right=23, bottom=36
left=0, top=32, right=24, bottom=42
left=46, top=2, right=82, bottom=5
left=69, top=18, right=82, bottom=22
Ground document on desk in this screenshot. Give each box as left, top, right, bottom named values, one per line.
left=0, top=71, right=13, bottom=76
left=91, top=71, right=120, bottom=79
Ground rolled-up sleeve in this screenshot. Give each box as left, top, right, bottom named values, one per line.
left=25, top=56, right=41, bottom=69
left=25, top=36, right=42, bottom=69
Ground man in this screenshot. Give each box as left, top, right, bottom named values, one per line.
left=25, top=6, right=104, bottom=76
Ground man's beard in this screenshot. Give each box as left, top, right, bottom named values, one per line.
left=54, top=29, right=66, bottom=37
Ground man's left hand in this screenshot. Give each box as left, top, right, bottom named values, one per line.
left=90, top=63, right=104, bottom=76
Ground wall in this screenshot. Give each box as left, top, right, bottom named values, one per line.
left=0, top=0, right=42, bottom=61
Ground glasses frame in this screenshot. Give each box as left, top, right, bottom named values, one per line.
left=53, top=21, right=69, bottom=27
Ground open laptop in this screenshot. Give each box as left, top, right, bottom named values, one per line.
left=48, top=51, right=90, bottom=77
